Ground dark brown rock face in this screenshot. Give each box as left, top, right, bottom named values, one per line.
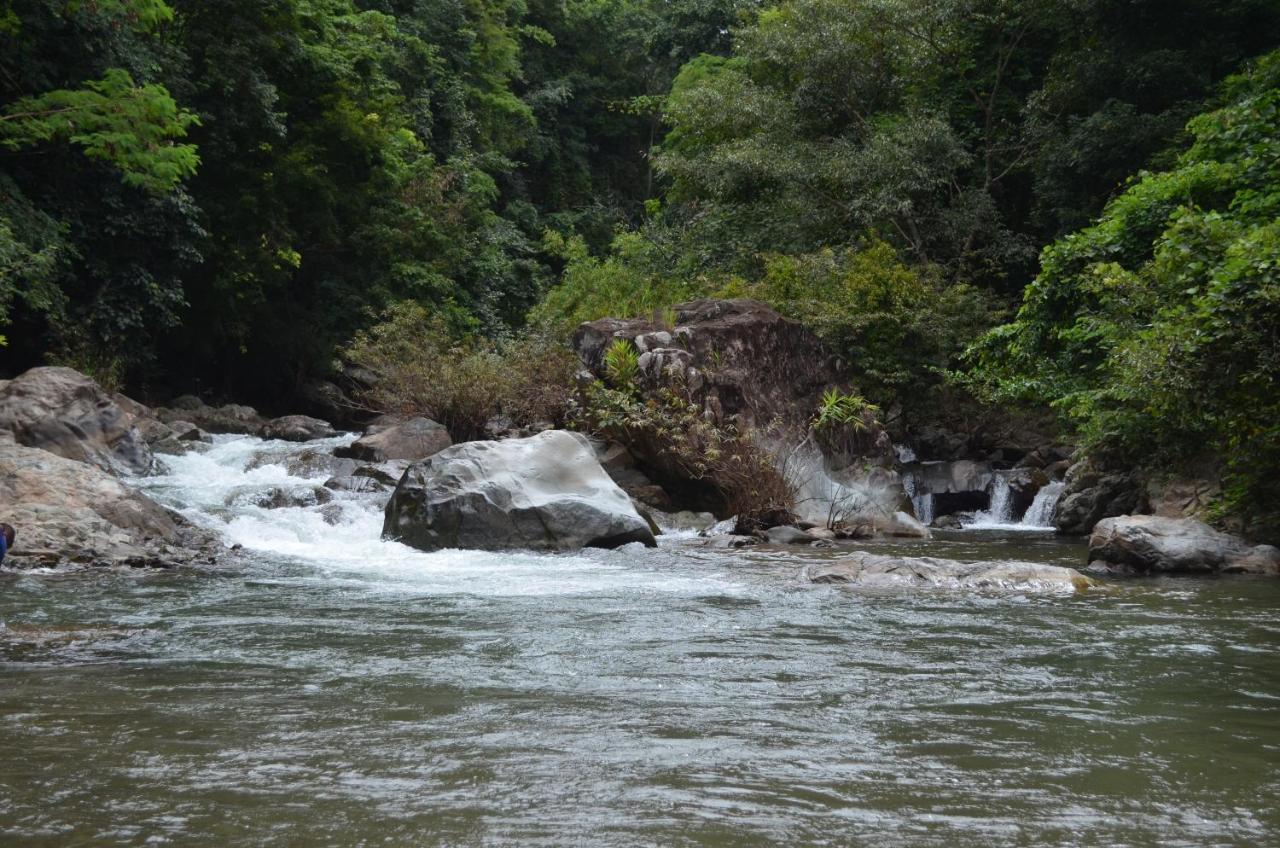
left=574, top=299, right=851, bottom=430
left=1054, top=462, right=1149, bottom=535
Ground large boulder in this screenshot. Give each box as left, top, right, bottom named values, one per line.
left=806, top=552, right=1095, bottom=592
left=574, top=299, right=866, bottom=434
left=258, top=414, right=338, bottom=442
left=336, top=416, right=451, bottom=462
left=383, top=430, right=657, bottom=552
left=1053, top=462, right=1148, bottom=535
left=1088, top=515, right=1280, bottom=575
left=0, top=366, right=155, bottom=476
left=156, top=398, right=266, bottom=435
left=0, top=443, right=217, bottom=568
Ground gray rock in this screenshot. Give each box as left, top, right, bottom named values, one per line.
left=336, top=417, right=451, bottom=462
left=324, top=475, right=389, bottom=494
left=806, top=552, right=1095, bottom=592
left=650, top=510, right=718, bottom=534
left=157, top=400, right=266, bottom=435
left=763, top=525, right=818, bottom=545
left=246, top=447, right=356, bottom=479
left=383, top=430, right=657, bottom=552
left=258, top=415, right=338, bottom=442
left=1088, top=515, right=1280, bottom=575
left=1053, top=463, right=1148, bottom=535
left=248, top=486, right=334, bottom=510
left=0, top=443, right=217, bottom=568
left=873, top=511, right=930, bottom=538
left=0, top=367, right=157, bottom=476
left=698, top=534, right=759, bottom=549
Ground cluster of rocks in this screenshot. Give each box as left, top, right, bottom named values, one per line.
left=2, top=291, right=1274, bottom=583
left=0, top=368, right=220, bottom=569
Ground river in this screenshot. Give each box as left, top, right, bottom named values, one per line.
left=2, top=435, right=1278, bottom=845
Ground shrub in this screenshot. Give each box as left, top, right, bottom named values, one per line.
left=736, top=240, right=994, bottom=408
left=603, top=339, right=639, bottom=391
left=343, top=302, right=578, bottom=441
left=575, top=378, right=795, bottom=527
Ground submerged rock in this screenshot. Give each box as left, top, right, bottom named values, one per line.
left=0, top=443, right=216, bottom=568
left=1088, top=515, right=1280, bottom=575
left=0, top=366, right=156, bottom=476
left=336, top=416, right=451, bottom=462
left=383, top=430, right=657, bottom=552
left=806, top=552, right=1094, bottom=592
left=763, top=525, right=819, bottom=545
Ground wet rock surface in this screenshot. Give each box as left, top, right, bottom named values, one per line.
left=1054, top=463, right=1149, bottom=535
left=1088, top=515, right=1280, bottom=575
left=0, top=443, right=217, bottom=569
left=258, top=415, right=338, bottom=442
left=806, top=551, right=1094, bottom=592
left=384, top=430, right=657, bottom=552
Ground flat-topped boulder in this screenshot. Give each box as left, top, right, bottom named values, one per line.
left=383, top=430, right=657, bottom=552
left=0, top=443, right=217, bottom=569
left=806, top=551, right=1095, bottom=592
left=156, top=398, right=266, bottom=435
left=1088, top=515, right=1280, bottom=575
left=258, top=415, right=338, bottom=442
left=336, top=416, right=451, bottom=462
left=0, top=366, right=155, bottom=476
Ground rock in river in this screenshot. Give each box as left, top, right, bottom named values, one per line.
left=806, top=551, right=1094, bottom=592
left=383, top=430, right=657, bottom=552
left=337, top=416, right=451, bottom=462
left=258, top=415, right=338, bottom=442
left=1088, top=515, right=1280, bottom=575
left=0, top=366, right=155, bottom=476
left=0, top=443, right=216, bottom=568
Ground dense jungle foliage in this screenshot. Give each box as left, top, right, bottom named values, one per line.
left=1, top=0, right=1278, bottom=530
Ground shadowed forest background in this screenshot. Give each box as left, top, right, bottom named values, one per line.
left=2, top=0, right=1279, bottom=533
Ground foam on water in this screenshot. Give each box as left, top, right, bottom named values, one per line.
left=136, top=434, right=735, bottom=597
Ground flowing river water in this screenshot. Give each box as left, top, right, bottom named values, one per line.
left=2, top=435, right=1279, bottom=846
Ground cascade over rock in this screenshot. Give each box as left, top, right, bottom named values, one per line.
left=0, top=366, right=156, bottom=476
left=383, top=430, right=657, bottom=552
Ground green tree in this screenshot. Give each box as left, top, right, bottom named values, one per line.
left=967, top=51, right=1280, bottom=536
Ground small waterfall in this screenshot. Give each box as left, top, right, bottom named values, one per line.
left=1021, top=481, right=1065, bottom=529
left=894, top=443, right=917, bottom=464
left=970, top=470, right=1016, bottom=526
left=900, top=469, right=933, bottom=526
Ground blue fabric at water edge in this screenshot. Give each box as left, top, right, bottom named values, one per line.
left=0, top=532, right=7, bottom=564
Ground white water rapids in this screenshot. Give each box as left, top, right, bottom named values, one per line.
left=136, top=434, right=726, bottom=597
left=8, top=435, right=1280, bottom=847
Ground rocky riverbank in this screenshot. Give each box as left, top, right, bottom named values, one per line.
left=1, top=298, right=1272, bottom=581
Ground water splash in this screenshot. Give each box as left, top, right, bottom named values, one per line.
left=135, top=434, right=722, bottom=597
